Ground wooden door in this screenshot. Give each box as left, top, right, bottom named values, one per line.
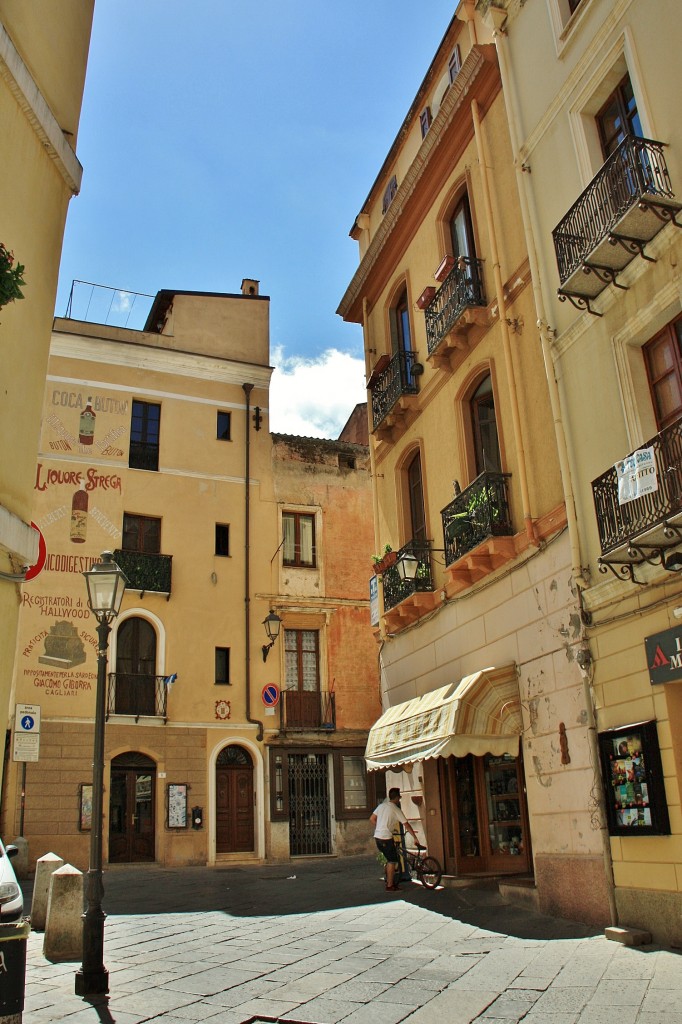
left=108, top=765, right=155, bottom=863
left=216, top=746, right=254, bottom=853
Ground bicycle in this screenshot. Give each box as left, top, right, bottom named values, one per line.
left=405, top=843, right=442, bottom=889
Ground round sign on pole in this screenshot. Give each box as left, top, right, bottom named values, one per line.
left=262, top=684, right=280, bottom=708
left=24, top=523, right=47, bottom=582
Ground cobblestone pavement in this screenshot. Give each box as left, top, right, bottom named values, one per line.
left=21, top=857, right=682, bottom=1024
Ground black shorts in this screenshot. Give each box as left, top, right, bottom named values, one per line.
left=375, top=837, right=398, bottom=863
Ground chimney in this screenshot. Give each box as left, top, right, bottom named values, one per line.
left=241, top=278, right=260, bottom=296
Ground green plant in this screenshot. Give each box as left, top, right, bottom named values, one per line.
left=372, top=544, right=393, bottom=565
left=0, top=243, right=26, bottom=311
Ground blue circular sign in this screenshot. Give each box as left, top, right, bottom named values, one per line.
left=21, top=715, right=35, bottom=731
left=262, top=684, right=280, bottom=708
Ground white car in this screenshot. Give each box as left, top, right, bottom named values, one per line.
left=0, top=840, right=23, bottom=921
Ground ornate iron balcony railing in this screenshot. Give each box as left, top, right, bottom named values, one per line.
left=281, top=690, right=336, bottom=731
left=129, top=440, right=159, bottom=472
left=381, top=538, right=434, bottom=613
left=592, top=418, right=682, bottom=557
left=441, top=471, right=513, bottom=566
left=370, top=350, right=420, bottom=431
left=425, top=257, right=486, bottom=355
left=553, top=135, right=677, bottom=286
left=107, top=673, right=168, bottom=721
left=113, top=549, right=172, bottom=595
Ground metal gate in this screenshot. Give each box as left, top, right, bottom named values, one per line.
left=288, top=753, right=331, bottom=856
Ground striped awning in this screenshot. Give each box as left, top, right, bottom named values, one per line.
left=364, top=665, right=522, bottom=771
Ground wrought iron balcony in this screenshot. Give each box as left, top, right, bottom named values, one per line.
left=113, top=549, right=172, bottom=595
left=129, top=440, right=159, bottom=472
left=553, top=136, right=681, bottom=315
left=281, top=690, right=336, bottom=731
left=592, top=418, right=682, bottom=581
left=441, top=471, right=513, bottom=566
left=370, top=350, right=420, bottom=431
left=425, top=257, right=486, bottom=355
left=107, top=673, right=168, bottom=721
left=382, top=539, right=434, bottom=613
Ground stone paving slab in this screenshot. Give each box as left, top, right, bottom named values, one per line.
left=19, top=856, right=682, bottom=1024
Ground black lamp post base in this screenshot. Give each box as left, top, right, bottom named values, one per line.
left=75, top=966, right=109, bottom=996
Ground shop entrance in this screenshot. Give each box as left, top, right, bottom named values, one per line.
left=108, top=752, right=156, bottom=863
left=216, top=745, right=254, bottom=853
left=289, top=753, right=331, bottom=856
left=438, top=752, right=531, bottom=875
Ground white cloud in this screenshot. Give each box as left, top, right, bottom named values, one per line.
left=269, top=346, right=366, bottom=438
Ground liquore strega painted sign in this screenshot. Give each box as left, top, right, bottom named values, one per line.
left=644, top=626, right=682, bottom=685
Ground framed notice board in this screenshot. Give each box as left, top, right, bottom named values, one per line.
left=598, top=720, right=670, bottom=836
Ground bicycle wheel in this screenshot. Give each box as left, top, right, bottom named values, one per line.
left=418, top=856, right=442, bottom=889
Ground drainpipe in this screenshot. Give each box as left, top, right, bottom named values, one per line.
left=242, top=382, right=264, bottom=742
left=487, top=15, right=617, bottom=926
left=471, top=98, right=537, bottom=546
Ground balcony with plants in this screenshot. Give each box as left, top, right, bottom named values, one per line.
left=380, top=538, right=440, bottom=631
left=113, top=548, right=172, bottom=597
left=423, top=256, right=487, bottom=368
left=592, top=417, right=682, bottom=584
left=440, top=471, right=515, bottom=594
left=552, top=135, right=682, bottom=316
left=369, top=350, right=422, bottom=442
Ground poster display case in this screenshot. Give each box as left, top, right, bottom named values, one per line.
left=598, top=720, right=670, bottom=836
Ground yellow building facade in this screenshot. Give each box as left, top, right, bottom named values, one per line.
left=0, top=1, right=94, bottom=786
left=3, top=286, right=380, bottom=869
left=484, top=0, right=682, bottom=944
left=339, top=3, right=615, bottom=928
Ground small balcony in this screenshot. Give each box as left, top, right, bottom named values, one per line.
left=113, top=549, right=172, bottom=597
left=424, top=257, right=487, bottom=366
left=553, top=136, right=682, bottom=315
left=370, top=350, right=421, bottom=439
left=107, top=673, right=168, bottom=722
left=281, top=690, right=336, bottom=731
left=441, top=471, right=515, bottom=593
left=592, top=418, right=682, bottom=582
left=381, top=539, right=440, bottom=630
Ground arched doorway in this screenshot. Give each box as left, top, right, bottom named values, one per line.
left=109, top=751, right=156, bottom=863
left=216, top=746, right=254, bottom=854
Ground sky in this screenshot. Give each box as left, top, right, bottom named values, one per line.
left=56, top=1, right=453, bottom=437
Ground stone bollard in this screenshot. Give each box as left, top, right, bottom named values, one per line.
left=30, top=853, right=64, bottom=931
left=43, top=864, right=83, bottom=963
left=9, top=838, right=29, bottom=881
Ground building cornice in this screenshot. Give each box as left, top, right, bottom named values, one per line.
left=337, top=45, right=500, bottom=323
left=0, top=20, right=82, bottom=194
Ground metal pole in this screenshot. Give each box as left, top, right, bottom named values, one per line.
left=75, top=616, right=110, bottom=996
left=19, top=762, right=26, bottom=836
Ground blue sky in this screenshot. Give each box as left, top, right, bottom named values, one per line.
left=56, top=1, right=453, bottom=436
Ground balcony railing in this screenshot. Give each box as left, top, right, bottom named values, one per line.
left=107, top=673, right=168, bottom=721
left=425, top=257, right=486, bottom=355
left=592, top=419, right=682, bottom=558
left=441, top=471, right=513, bottom=566
left=382, top=538, right=434, bottom=613
left=370, top=350, right=420, bottom=431
left=113, top=549, right=172, bottom=595
left=553, top=136, right=681, bottom=309
left=281, top=690, right=336, bottom=731
left=129, top=440, right=159, bottom=472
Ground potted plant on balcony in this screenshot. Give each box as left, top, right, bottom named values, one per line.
left=0, top=243, right=26, bottom=317
left=372, top=545, right=397, bottom=574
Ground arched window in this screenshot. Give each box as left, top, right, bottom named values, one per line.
left=407, top=450, right=427, bottom=542
left=470, top=374, right=501, bottom=475
left=450, top=194, right=476, bottom=263
left=115, top=617, right=157, bottom=716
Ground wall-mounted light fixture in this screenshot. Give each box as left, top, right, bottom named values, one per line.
left=396, top=548, right=446, bottom=582
left=262, top=610, right=282, bottom=662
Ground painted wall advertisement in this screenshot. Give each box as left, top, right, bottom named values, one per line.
left=18, top=386, right=129, bottom=711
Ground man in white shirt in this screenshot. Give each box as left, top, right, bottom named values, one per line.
left=370, top=787, right=418, bottom=891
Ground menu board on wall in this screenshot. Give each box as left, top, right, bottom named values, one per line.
left=598, top=720, right=670, bottom=836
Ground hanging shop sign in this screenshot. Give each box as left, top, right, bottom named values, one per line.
left=644, top=625, right=682, bottom=685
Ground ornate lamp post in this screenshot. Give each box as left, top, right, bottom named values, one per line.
left=261, top=609, right=282, bottom=662
left=75, top=552, right=127, bottom=997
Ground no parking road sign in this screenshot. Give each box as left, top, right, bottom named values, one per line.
left=261, top=684, right=280, bottom=708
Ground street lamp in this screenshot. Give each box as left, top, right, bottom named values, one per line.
left=262, top=609, right=282, bottom=662
left=75, top=552, right=127, bottom=997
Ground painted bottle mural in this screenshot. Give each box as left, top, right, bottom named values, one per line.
left=70, top=487, right=88, bottom=543
left=79, top=396, right=96, bottom=445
